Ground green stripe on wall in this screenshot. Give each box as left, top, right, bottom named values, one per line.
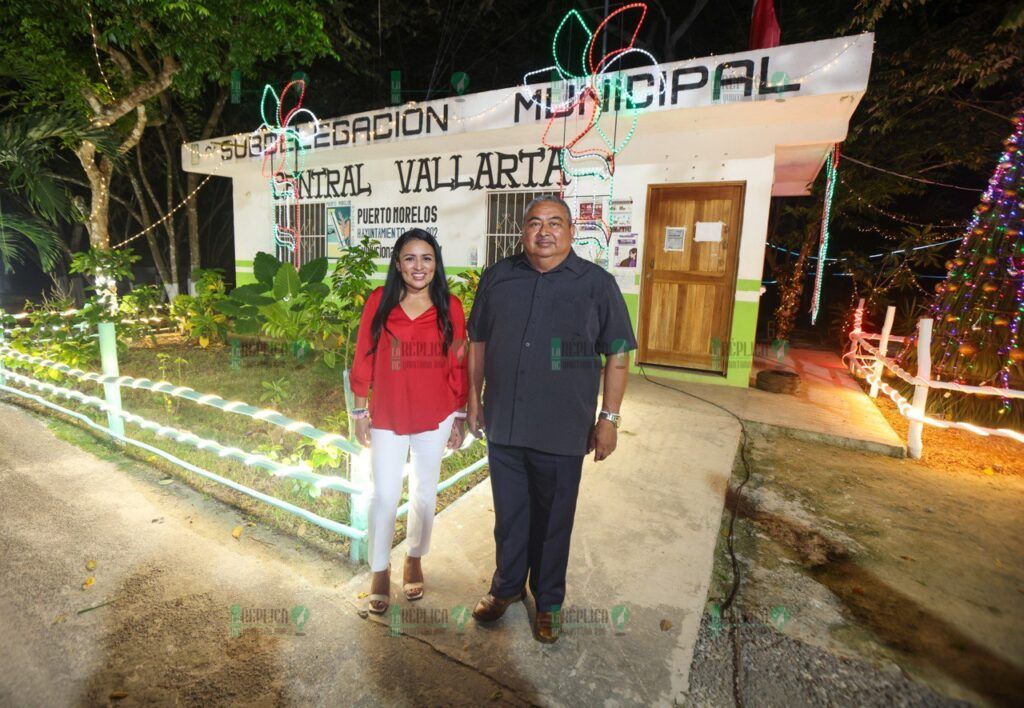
left=736, top=278, right=761, bottom=291
left=621, top=293, right=758, bottom=388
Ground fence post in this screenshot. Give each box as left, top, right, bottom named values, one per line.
left=908, top=318, right=932, bottom=459
left=849, top=298, right=865, bottom=374
left=0, top=329, right=6, bottom=391
left=0, top=325, right=6, bottom=387
left=98, top=321, right=125, bottom=442
left=870, top=305, right=896, bottom=398
left=343, top=367, right=369, bottom=563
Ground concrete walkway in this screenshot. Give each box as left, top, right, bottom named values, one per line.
left=348, top=376, right=741, bottom=706
left=0, top=402, right=521, bottom=706
left=0, top=374, right=742, bottom=706
left=642, top=348, right=905, bottom=457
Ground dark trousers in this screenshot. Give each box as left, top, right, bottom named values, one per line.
left=486, top=441, right=584, bottom=611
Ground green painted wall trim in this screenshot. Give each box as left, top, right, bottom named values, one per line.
left=621, top=293, right=758, bottom=388
left=736, top=278, right=761, bottom=291
left=236, top=259, right=254, bottom=268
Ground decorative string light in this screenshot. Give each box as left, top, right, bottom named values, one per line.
left=908, top=107, right=1024, bottom=420
left=768, top=236, right=961, bottom=262
left=810, top=144, right=839, bottom=324
left=85, top=0, right=113, bottom=99
left=839, top=174, right=963, bottom=228
left=112, top=173, right=216, bottom=249
left=523, top=2, right=662, bottom=248
left=256, top=79, right=320, bottom=266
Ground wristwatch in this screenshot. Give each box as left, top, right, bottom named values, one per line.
left=598, top=410, right=621, bottom=428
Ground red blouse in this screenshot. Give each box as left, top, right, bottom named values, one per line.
left=349, top=287, right=468, bottom=434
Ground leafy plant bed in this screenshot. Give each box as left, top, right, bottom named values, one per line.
left=4, top=333, right=489, bottom=561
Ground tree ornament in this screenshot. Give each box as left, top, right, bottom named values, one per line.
left=914, top=107, right=1024, bottom=429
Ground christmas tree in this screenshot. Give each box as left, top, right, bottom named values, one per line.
left=912, top=108, right=1024, bottom=429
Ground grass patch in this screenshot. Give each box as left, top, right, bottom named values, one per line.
left=3, top=332, right=489, bottom=560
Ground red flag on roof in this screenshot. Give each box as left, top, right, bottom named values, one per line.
left=749, top=0, right=781, bottom=50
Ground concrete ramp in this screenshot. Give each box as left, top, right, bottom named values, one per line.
left=345, top=376, right=741, bottom=706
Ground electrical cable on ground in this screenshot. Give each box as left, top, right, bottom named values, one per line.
left=637, top=363, right=753, bottom=708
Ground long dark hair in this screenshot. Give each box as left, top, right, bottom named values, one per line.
left=369, top=228, right=454, bottom=355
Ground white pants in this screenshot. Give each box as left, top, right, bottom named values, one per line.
left=367, top=413, right=457, bottom=572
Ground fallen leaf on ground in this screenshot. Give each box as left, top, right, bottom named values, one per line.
left=85, top=560, right=97, bottom=571
left=357, top=591, right=369, bottom=598
left=52, top=614, right=67, bottom=625
left=231, top=525, right=243, bottom=540
left=158, top=478, right=174, bottom=485
left=899, top=555, right=915, bottom=562
left=852, top=586, right=865, bottom=595
left=357, top=609, right=369, bottom=619
left=82, top=577, right=95, bottom=590
left=109, top=691, right=128, bottom=700
left=982, top=467, right=995, bottom=476
left=246, top=522, right=256, bottom=527
left=490, top=690, right=503, bottom=701
left=660, top=619, right=673, bottom=631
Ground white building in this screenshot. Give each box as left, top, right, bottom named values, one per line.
left=183, top=33, right=873, bottom=387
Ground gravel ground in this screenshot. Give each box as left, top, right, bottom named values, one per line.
left=686, top=429, right=1024, bottom=707
left=687, top=613, right=970, bottom=707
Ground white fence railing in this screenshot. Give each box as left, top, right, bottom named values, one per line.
left=846, top=299, right=1024, bottom=458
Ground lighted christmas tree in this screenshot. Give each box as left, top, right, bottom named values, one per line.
left=913, top=107, right=1024, bottom=429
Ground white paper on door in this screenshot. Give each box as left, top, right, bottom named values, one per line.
left=664, top=226, right=686, bottom=252
left=694, top=221, right=724, bottom=243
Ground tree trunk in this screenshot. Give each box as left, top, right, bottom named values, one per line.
left=167, top=89, right=227, bottom=280
left=74, top=57, right=178, bottom=247
left=136, top=141, right=180, bottom=295
left=76, top=141, right=113, bottom=248
left=773, top=222, right=818, bottom=342
left=126, top=167, right=176, bottom=298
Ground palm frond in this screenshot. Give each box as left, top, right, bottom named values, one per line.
left=0, top=207, right=66, bottom=273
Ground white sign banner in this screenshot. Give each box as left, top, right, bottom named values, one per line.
left=184, top=34, right=873, bottom=170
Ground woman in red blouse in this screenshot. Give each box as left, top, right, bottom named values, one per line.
left=349, top=228, right=468, bottom=614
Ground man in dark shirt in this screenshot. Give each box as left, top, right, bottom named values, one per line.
left=466, top=195, right=637, bottom=643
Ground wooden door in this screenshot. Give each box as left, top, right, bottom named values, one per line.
left=638, top=183, right=745, bottom=373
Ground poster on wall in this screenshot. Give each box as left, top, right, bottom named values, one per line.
left=326, top=202, right=353, bottom=256
left=614, top=233, right=638, bottom=268
left=579, top=201, right=603, bottom=222
left=610, top=198, right=633, bottom=227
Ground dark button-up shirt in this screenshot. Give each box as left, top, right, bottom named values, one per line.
left=467, top=250, right=637, bottom=456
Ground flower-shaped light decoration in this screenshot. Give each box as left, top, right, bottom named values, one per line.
left=522, top=3, right=664, bottom=242
left=257, top=80, right=320, bottom=267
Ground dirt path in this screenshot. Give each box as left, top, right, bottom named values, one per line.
left=689, top=430, right=1024, bottom=707
left=0, top=402, right=528, bottom=706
